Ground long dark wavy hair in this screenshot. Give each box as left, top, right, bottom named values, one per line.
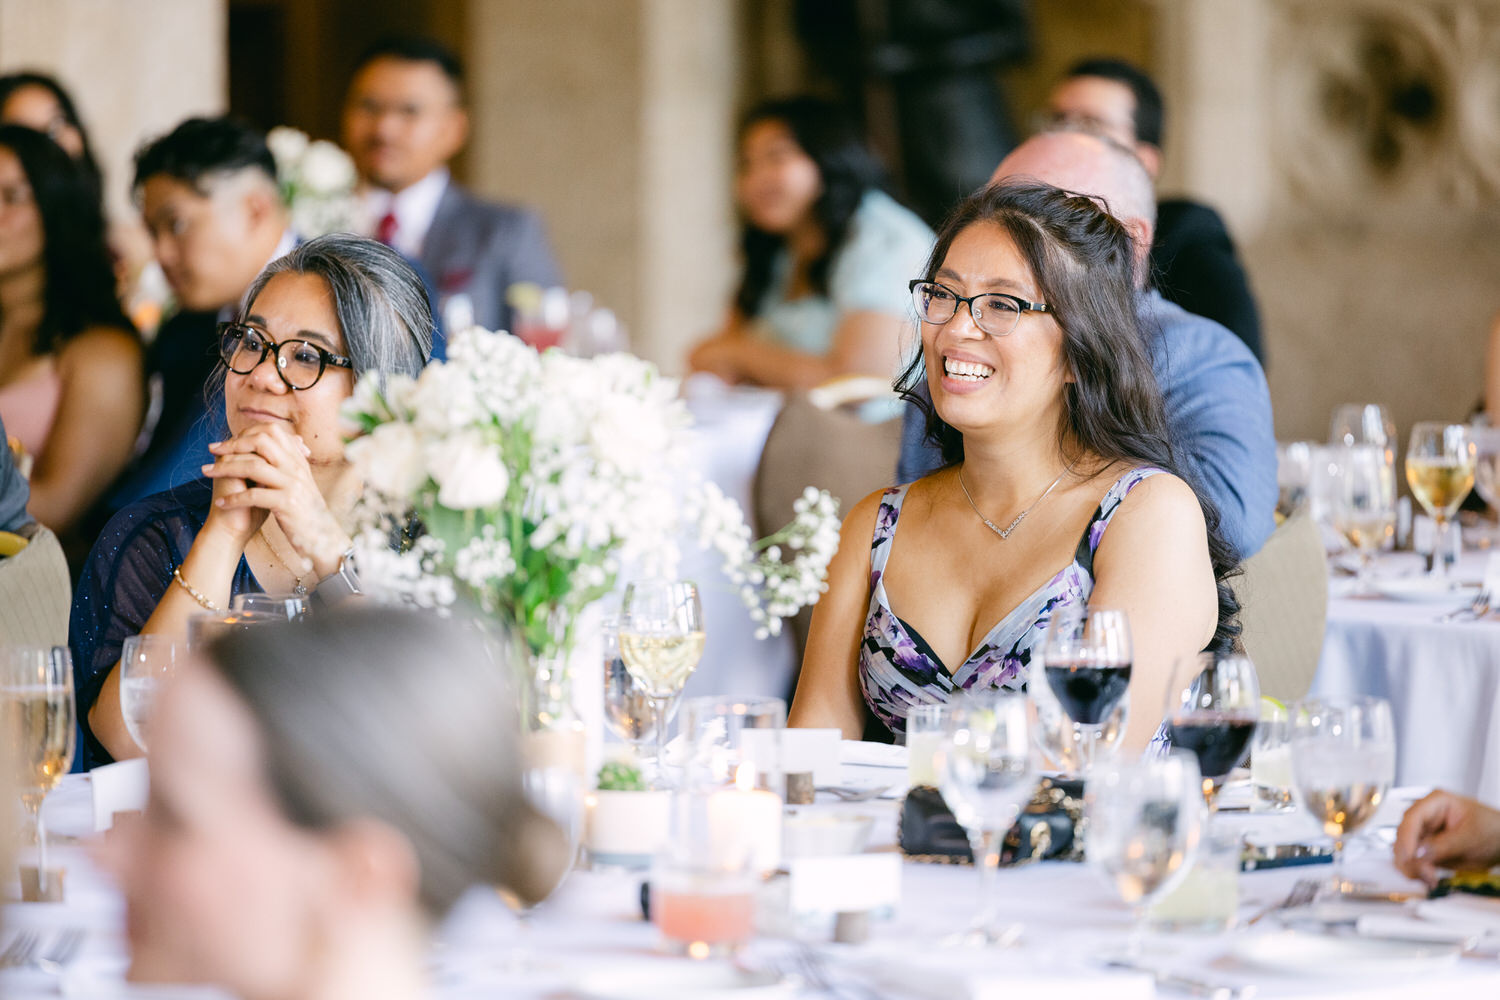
left=0, top=72, right=103, bottom=204
left=733, top=96, right=887, bottom=319
left=896, top=180, right=1240, bottom=650
left=0, top=125, right=133, bottom=356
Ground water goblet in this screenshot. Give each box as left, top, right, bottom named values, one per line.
left=1327, top=444, right=1396, bottom=593
left=932, top=689, right=1035, bottom=947
left=119, top=634, right=185, bottom=753
left=1289, top=696, right=1396, bottom=894
left=1086, top=751, right=1206, bottom=954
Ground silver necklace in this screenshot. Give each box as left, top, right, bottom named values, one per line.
left=258, top=527, right=309, bottom=595
left=957, top=461, right=1076, bottom=541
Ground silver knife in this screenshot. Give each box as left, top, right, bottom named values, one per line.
left=1103, top=959, right=1258, bottom=999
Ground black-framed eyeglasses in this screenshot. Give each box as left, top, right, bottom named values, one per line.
left=217, top=322, right=353, bottom=391
left=909, top=280, right=1050, bottom=338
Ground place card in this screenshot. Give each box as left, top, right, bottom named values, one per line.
left=91, top=757, right=149, bottom=831
left=787, top=853, right=901, bottom=914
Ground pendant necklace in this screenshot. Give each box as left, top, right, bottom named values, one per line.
left=259, top=525, right=310, bottom=595
left=957, top=460, right=1077, bottom=541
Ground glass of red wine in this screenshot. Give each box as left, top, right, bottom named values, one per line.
left=1040, top=608, right=1132, bottom=772
left=1162, top=651, right=1260, bottom=809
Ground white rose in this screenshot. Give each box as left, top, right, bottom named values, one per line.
left=300, top=140, right=356, bottom=193
left=266, top=126, right=309, bottom=170
left=349, top=422, right=428, bottom=498
left=427, top=433, right=510, bottom=510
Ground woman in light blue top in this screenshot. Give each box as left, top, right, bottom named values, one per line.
left=688, top=97, right=934, bottom=389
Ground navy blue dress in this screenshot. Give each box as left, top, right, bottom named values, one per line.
left=68, top=478, right=261, bottom=770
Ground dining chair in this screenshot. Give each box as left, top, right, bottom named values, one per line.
left=0, top=524, right=72, bottom=647
left=1232, top=510, right=1329, bottom=704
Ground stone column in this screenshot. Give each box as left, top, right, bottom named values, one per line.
left=0, top=0, right=227, bottom=222
left=463, top=0, right=739, bottom=371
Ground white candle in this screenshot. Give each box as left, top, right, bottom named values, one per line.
left=706, top=763, right=783, bottom=873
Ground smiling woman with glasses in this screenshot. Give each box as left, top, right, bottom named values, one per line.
left=69, top=234, right=434, bottom=768
left=789, top=181, right=1240, bottom=750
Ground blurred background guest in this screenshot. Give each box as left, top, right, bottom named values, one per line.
left=792, top=181, right=1238, bottom=746
left=899, top=130, right=1277, bottom=560
left=0, top=124, right=143, bottom=539
left=1042, top=57, right=1264, bottom=365
left=72, top=234, right=432, bottom=768
left=688, top=96, right=933, bottom=390
left=0, top=71, right=103, bottom=200
left=343, top=35, right=561, bottom=335
left=106, top=605, right=566, bottom=1000
left=105, top=116, right=297, bottom=514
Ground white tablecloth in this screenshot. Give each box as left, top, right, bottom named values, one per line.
left=1314, top=552, right=1500, bottom=807
left=7, top=771, right=1500, bottom=999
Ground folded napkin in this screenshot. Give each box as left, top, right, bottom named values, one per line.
left=1416, top=895, right=1500, bottom=935
left=840, top=740, right=908, bottom=769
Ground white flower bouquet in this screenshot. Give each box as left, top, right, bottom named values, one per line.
left=266, top=126, right=358, bottom=238
left=342, top=328, right=840, bottom=675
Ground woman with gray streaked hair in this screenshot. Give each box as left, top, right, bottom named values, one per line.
left=70, top=234, right=435, bottom=767
left=106, top=605, right=566, bottom=999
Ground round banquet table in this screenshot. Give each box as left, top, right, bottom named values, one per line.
left=6, top=767, right=1500, bottom=999
left=1313, top=551, right=1500, bottom=807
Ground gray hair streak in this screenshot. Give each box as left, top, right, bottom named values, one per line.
left=242, top=233, right=433, bottom=379
left=205, top=606, right=567, bottom=917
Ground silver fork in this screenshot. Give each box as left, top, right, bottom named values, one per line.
left=0, top=930, right=40, bottom=969
left=816, top=784, right=895, bottom=802
left=1245, top=877, right=1321, bottom=926
left=37, top=928, right=86, bottom=973
left=1437, top=589, right=1490, bottom=623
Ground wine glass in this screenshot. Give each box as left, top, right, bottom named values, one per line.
left=1039, top=608, right=1132, bottom=772
left=932, top=689, right=1035, bottom=947
left=1329, top=403, right=1396, bottom=460
left=0, top=646, right=76, bottom=899
left=1162, top=651, right=1260, bottom=809
left=1406, top=423, right=1476, bottom=577
left=1276, top=440, right=1317, bottom=518
left=1027, top=665, right=1125, bottom=777
left=1086, top=751, right=1205, bottom=954
left=230, top=592, right=307, bottom=620
left=618, top=579, right=705, bottom=789
left=1327, top=444, right=1396, bottom=592
left=498, top=763, right=584, bottom=970
left=1469, top=423, right=1500, bottom=546
left=602, top=617, right=671, bottom=768
left=119, top=634, right=185, bottom=753
left=1289, top=696, right=1396, bottom=894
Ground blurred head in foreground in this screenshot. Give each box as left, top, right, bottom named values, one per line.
left=110, top=606, right=564, bottom=999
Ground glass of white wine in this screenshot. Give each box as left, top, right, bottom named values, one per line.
left=120, top=634, right=185, bottom=753
left=1328, top=444, right=1397, bottom=593
left=1406, top=423, right=1477, bottom=577
left=1, top=646, right=76, bottom=898
left=1289, top=696, right=1396, bottom=894
left=618, top=579, right=705, bottom=789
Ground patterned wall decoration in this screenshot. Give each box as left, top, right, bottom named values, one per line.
left=1272, top=0, right=1500, bottom=212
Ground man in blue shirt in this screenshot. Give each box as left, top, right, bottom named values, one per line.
left=898, top=130, right=1276, bottom=559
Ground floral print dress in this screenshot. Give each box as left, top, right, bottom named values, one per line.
left=859, top=467, right=1165, bottom=738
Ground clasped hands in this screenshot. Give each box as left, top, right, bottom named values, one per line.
left=201, top=422, right=350, bottom=580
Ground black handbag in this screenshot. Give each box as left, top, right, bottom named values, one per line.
left=897, top=777, right=1086, bottom=864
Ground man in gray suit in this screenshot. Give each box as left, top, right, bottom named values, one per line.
left=343, top=36, right=562, bottom=335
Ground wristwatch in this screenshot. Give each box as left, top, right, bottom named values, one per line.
left=311, top=547, right=361, bottom=609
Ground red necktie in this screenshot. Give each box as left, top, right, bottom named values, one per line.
left=376, top=210, right=399, bottom=246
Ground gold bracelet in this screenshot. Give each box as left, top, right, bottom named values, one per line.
left=172, top=566, right=221, bottom=612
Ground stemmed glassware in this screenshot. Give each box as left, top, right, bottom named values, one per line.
left=932, top=689, right=1035, bottom=947
left=1289, top=696, right=1396, bottom=894
left=1471, top=423, right=1500, bottom=546
left=1327, top=444, right=1397, bottom=592
left=1162, top=651, right=1260, bottom=809
left=119, top=634, right=185, bottom=753
left=1405, top=423, right=1476, bottom=577
left=1039, top=608, right=1132, bottom=772
left=1329, top=403, right=1396, bottom=461
left=601, top=616, right=674, bottom=769
left=618, top=579, right=705, bottom=788
left=1, top=646, right=76, bottom=898
left=1086, top=751, right=1206, bottom=954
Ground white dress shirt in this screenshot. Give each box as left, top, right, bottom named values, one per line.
left=356, top=167, right=450, bottom=259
